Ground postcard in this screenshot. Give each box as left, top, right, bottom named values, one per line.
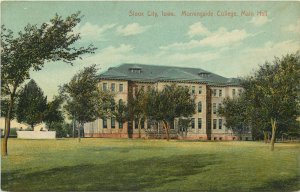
left=1, top=1, right=299, bottom=192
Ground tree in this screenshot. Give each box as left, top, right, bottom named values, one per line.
left=61, top=65, right=114, bottom=142
left=1, top=12, right=96, bottom=156
left=128, top=88, right=148, bottom=138
left=16, top=80, right=47, bottom=130
left=146, top=84, right=196, bottom=140
left=218, top=96, right=249, bottom=140
left=178, top=118, right=192, bottom=137
left=51, top=122, right=73, bottom=138
left=44, top=96, right=64, bottom=130
left=220, top=53, right=300, bottom=149
left=112, top=99, right=128, bottom=130
left=243, top=53, right=300, bottom=151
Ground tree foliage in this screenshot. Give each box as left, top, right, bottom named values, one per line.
left=146, top=84, right=196, bottom=140
left=218, top=96, right=249, bottom=138
left=128, top=88, right=148, bottom=138
left=51, top=122, right=73, bottom=138
left=112, top=99, right=128, bottom=128
left=245, top=53, right=300, bottom=150
left=220, top=53, right=300, bottom=149
left=61, top=65, right=99, bottom=124
left=0, top=99, right=16, bottom=120
left=16, top=80, right=47, bottom=129
left=44, top=96, right=64, bottom=130
left=1, top=12, right=96, bottom=156
left=61, top=65, right=114, bottom=141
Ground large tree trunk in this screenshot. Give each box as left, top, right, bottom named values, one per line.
left=2, top=116, right=10, bottom=156
left=138, top=118, right=141, bottom=138
left=2, top=92, right=15, bottom=156
left=162, top=120, right=170, bottom=141
left=73, top=119, right=75, bottom=138
left=263, top=130, right=268, bottom=143
left=270, top=118, right=277, bottom=151
left=78, top=123, right=81, bottom=142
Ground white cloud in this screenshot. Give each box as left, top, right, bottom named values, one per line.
left=160, top=52, right=219, bottom=64
left=243, top=40, right=299, bottom=62
left=160, top=27, right=250, bottom=50
left=284, top=19, right=300, bottom=34
left=187, top=22, right=210, bottom=38
left=218, top=40, right=300, bottom=77
left=77, top=42, right=221, bottom=74
left=74, top=22, right=116, bottom=41
left=100, top=44, right=135, bottom=54
left=116, top=23, right=150, bottom=36
left=249, top=16, right=272, bottom=26
left=80, top=44, right=135, bottom=70
left=199, top=28, right=249, bottom=47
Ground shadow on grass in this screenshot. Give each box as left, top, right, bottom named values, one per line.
left=252, top=176, right=300, bottom=192
left=2, top=154, right=218, bottom=191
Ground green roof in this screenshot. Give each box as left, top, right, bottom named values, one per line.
left=98, top=63, right=241, bottom=86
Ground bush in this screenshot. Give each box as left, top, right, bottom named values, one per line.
left=50, top=122, right=72, bottom=138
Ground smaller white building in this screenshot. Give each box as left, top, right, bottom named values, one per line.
left=0, top=118, right=55, bottom=139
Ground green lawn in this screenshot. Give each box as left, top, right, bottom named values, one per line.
left=1, top=138, right=300, bottom=191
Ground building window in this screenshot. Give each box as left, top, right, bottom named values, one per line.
left=111, top=117, right=115, bottom=128
left=198, top=101, right=202, bottom=113
left=199, top=86, right=202, bottom=94
left=118, top=99, right=123, bottom=106
left=135, top=119, right=138, bottom=129
left=198, top=118, right=202, bottom=129
left=232, top=89, right=236, bottom=97
left=213, top=89, right=217, bottom=97
left=134, top=86, right=138, bottom=95
left=213, top=119, right=217, bottom=129
left=191, top=86, right=195, bottom=94
left=238, top=89, right=242, bottom=95
left=111, top=100, right=115, bottom=111
left=141, top=118, right=145, bottom=129
left=111, top=83, right=115, bottom=92
left=119, top=120, right=123, bottom=129
left=219, top=119, right=222, bottom=129
left=147, top=120, right=151, bottom=129
left=119, top=84, right=124, bottom=92
left=219, top=89, right=222, bottom=97
left=191, top=118, right=195, bottom=129
left=103, top=118, right=107, bottom=128
left=130, top=68, right=141, bottom=73
left=218, top=103, right=222, bottom=114
left=170, top=121, right=175, bottom=129
left=103, top=83, right=107, bottom=91
left=213, top=103, right=217, bottom=114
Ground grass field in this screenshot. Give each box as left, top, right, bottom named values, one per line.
left=1, top=138, right=300, bottom=191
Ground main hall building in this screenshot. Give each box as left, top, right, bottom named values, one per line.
left=84, top=64, right=251, bottom=140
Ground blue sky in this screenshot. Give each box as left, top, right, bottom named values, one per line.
left=1, top=1, right=300, bottom=99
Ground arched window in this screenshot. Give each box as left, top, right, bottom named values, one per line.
left=198, top=101, right=202, bottom=113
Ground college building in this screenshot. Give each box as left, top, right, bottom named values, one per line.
left=84, top=64, right=252, bottom=140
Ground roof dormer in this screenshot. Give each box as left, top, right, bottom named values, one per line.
left=129, top=65, right=142, bottom=74
left=198, top=72, right=211, bottom=77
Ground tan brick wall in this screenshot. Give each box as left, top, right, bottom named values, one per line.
left=84, top=79, right=244, bottom=140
